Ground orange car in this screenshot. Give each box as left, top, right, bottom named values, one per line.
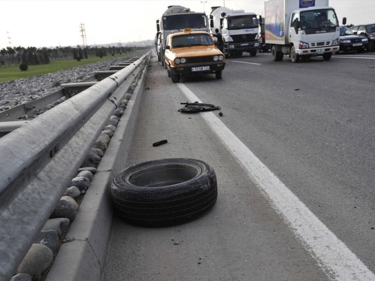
left=164, top=28, right=226, bottom=83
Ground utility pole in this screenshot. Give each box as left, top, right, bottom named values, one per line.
left=80, top=23, right=87, bottom=46
left=200, top=1, right=207, bottom=13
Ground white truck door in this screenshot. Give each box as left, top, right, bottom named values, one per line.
left=289, top=13, right=300, bottom=46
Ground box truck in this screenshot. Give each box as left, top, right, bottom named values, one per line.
left=156, top=5, right=209, bottom=67
left=209, top=6, right=260, bottom=57
left=265, top=0, right=345, bottom=62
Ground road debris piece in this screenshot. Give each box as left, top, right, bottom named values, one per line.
left=178, top=102, right=221, bottom=113
left=153, top=139, right=168, bottom=147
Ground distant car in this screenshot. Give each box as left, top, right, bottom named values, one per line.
left=350, top=23, right=375, bottom=52
left=337, top=27, right=368, bottom=53
left=164, top=28, right=226, bottom=83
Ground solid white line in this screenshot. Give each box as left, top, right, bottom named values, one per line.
left=178, top=83, right=375, bottom=281
left=232, top=60, right=262, bottom=66
left=334, top=55, right=375, bottom=60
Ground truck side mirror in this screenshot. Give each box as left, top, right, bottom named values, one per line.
left=210, top=19, right=214, bottom=28
left=259, top=15, right=263, bottom=26
left=220, top=18, right=223, bottom=30
left=342, top=17, right=347, bottom=25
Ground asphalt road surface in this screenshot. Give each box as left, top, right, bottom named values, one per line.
left=102, top=51, right=375, bottom=281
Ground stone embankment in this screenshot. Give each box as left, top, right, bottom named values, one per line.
left=0, top=55, right=134, bottom=112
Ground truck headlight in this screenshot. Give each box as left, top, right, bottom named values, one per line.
left=298, top=41, right=309, bottom=49
left=362, top=38, right=369, bottom=42
left=332, top=38, right=339, bottom=45
left=341, top=40, right=351, bottom=44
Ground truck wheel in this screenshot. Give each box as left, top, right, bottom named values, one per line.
left=111, top=158, right=218, bottom=227
left=323, top=53, right=332, bottom=61
left=215, top=70, right=222, bottom=79
left=271, top=46, right=280, bottom=61
left=171, top=72, right=180, bottom=83
left=290, top=45, right=299, bottom=63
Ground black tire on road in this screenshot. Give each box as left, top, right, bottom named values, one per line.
left=111, top=158, right=218, bottom=227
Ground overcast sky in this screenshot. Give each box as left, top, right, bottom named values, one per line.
left=0, top=0, right=374, bottom=49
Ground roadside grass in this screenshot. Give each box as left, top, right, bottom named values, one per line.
left=0, top=53, right=131, bottom=83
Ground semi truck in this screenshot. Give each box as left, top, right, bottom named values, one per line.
left=209, top=6, right=260, bottom=57
left=155, top=5, right=209, bottom=67
left=265, top=0, right=345, bottom=62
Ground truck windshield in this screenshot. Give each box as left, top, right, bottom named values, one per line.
left=172, top=34, right=213, bottom=48
left=300, top=9, right=338, bottom=34
left=227, top=15, right=258, bottom=29
left=163, top=14, right=208, bottom=30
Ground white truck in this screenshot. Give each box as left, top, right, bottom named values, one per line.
left=156, top=5, right=209, bottom=67
left=265, top=0, right=345, bottom=62
left=209, top=6, right=260, bottom=57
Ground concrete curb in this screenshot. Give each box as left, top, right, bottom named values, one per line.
left=45, top=59, right=149, bottom=281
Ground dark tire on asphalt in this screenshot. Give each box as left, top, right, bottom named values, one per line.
left=111, top=158, right=218, bottom=227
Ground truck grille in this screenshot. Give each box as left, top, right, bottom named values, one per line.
left=231, top=34, right=257, bottom=43
left=186, top=56, right=214, bottom=63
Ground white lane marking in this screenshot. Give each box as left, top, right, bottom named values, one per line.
left=232, top=60, right=262, bottom=66
left=334, top=55, right=375, bottom=60
left=178, top=83, right=375, bottom=281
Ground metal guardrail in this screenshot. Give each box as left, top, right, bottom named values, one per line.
left=0, top=52, right=150, bottom=281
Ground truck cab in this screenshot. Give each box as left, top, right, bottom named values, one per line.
left=210, top=6, right=260, bottom=57
left=265, top=0, right=344, bottom=63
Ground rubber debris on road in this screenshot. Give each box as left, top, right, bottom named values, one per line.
left=153, top=139, right=168, bottom=147
left=178, top=102, right=221, bottom=113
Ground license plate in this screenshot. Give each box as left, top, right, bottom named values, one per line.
left=192, top=66, right=210, bottom=72
left=317, top=48, right=324, bottom=54
left=353, top=43, right=362, bottom=47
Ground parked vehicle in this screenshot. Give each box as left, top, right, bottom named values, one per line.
left=156, top=5, right=209, bottom=67
left=265, top=0, right=344, bottom=62
left=209, top=6, right=260, bottom=57
left=337, top=27, right=368, bottom=53
left=164, top=28, right=226, bottom=83
left=350, top=23, right=375, bottom=51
